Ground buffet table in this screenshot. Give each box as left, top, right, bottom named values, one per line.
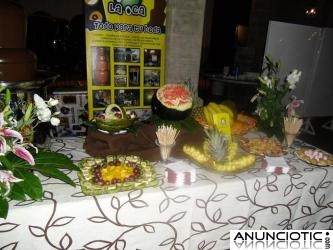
left=1, top=136, right=333, bottom=250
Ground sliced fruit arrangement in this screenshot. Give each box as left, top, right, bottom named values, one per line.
left=94, top=104, right=137, bottom=132
left=183, top=127, right=256, bottom=173
left=193, top=102, right=256, bottom=135
left=203, top=102, right=235, bottom=126
left=231, top=114, right=257, bottom=135
left=94, top=159, right=141, bottom=185
left=78, top=155, right=158, bottom=195
left=151, top=83, right=193, bottom=120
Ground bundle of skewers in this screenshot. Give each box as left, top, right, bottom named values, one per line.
left=155, top=125, right=180, bottom=161
left=284, top=116, right=303, bottom=147
left=284, top=98, right=304, bottom=147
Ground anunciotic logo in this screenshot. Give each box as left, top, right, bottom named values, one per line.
left=230, top=230, right=331, bottom=250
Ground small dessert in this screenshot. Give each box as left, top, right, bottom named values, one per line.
left=296, top=148, right=333, bottom=166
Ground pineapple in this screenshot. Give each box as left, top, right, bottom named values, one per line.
left=204, top=127, right=228, bottom=162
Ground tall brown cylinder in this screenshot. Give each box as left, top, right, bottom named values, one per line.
left=0, top=1, right=26, bottom=48
left=0, top=0, right=37, bottom=82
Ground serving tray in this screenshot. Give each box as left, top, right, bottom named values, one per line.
left=78, top=155, right=158, bottom=196
left=295, top=148, right=333, bottom=167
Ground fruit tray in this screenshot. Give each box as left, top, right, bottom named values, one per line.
left=295, top=148, right=333, bottom=167
left=183, top=142, right=256, bottom=173
left=78, top=155, right=158, bottom=196
left=238, top=137, right=287, bottom=157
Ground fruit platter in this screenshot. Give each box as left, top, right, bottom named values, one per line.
left=78, top=155, right=158, bottom=195
left=182, top=127, right=256, bottom=173
left=94, top=104, right=137, bottom=132
left=238, top=136, right=287, bottom=157
left=295, top=148, right=333, bottom=167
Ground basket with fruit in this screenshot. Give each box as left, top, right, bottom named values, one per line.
left=94, top=104, right=137, bottom=132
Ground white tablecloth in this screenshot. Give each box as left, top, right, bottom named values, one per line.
left=1, top=137, right=333, bottom=250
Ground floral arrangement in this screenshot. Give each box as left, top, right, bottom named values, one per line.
left=0, top=88, right=78, bottom=219
left=251, top=55, right=302, bottom=141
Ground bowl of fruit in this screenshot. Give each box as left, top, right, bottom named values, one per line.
left=94, top=104, right=137, bottom=132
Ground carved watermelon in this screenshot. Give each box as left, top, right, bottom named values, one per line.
left=151, top=83, right=193, bottom=120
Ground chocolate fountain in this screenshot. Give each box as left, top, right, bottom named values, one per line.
left=0, top=0, right=58, bottom=91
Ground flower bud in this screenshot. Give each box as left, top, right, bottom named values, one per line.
left=47, top=98, right=59, bottom=107
left=50, top=117, right=60, bottom=126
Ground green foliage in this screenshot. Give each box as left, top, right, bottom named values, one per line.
left=0, top=197, right=9, bottom=218
left=0, top=88, right=77, bottom=219
left=0, top=150, right=79, bottom=219
left=253, top=55, right=301, bottom=141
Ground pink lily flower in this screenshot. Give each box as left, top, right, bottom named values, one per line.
left=0, top=170, right=23, bottom=196
left=286, top=98, right=304, bottom=117
left=2, top=128, right=23, bottom=142
left=12, top=144, right=37, bottom=166
left=0, top=136, right=7, bottom=155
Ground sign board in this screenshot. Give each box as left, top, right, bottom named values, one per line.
left=84, top=0, right=166, bottom=119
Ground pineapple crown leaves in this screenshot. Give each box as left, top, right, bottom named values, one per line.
left=204, top=127, right=228, bottom=162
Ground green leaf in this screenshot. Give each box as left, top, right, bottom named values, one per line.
left=14, top=169, right=43, bottom=200
left=0, top=156, right=14, bottom=171
left=0, top=197, right=9, bottom=219
left=34, top=166, right=76, bottom=187
left=6, top=151, right=78, bottom=187
left=8, top=184, right=27, bottom=201
left=33, top=151, right=79, bottom=171
left=7, top=151, right=79, bottom=171
left=5, top=89, right=11, bottom=105
left=23, top=103, right=33, bottom=123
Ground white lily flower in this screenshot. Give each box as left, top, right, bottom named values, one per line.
left=287, top=69, right=302, bottom=89
left=33, top=94, right=48, bottom=109
left=50, top=117, right=60, bottom=126
left=262, top=76, right=273, bottom=88
left=36, top=108, right=52, bottom=122
left=47, top=98, right=59, bottom=107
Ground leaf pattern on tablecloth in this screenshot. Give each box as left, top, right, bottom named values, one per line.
left=0, top=242, right=18, bottom=250
left=83, top=240, right=112, bottom=250
left=0, top=222, right=19, bottom=232
left=2, top=137, right=333, bottom=250
left=27, top=191, right=75, bottom=250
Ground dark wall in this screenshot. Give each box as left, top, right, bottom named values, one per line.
left=204, top=0, right=252, bottom=71
left=202, top=0, right=333, bottom=74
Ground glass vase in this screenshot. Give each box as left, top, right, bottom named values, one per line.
left=155, top=140, right=175, bottom=163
